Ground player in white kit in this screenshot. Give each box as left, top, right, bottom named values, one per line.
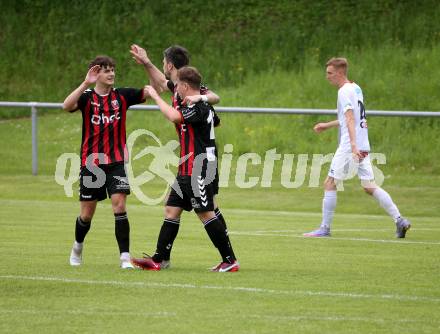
left=304, top=58, right=411, bottom=238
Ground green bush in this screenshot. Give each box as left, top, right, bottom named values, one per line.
left=1, top=0, right=439, bottom=102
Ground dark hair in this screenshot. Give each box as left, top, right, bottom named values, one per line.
left=88, top=55, right=116, bottom=69
left=177, top=66, right=202, bottom=89
left=163, top=45, right=190, bottom=69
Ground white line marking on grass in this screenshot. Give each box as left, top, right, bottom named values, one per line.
left=338, top=228, right=440, bottom=231
left=231, top=231, right=440, bottom=245
left=249, top=314, right=439, bottom=324
left=0, top=309, right=176, bottom=318
left=1, top=275, right=439, bottom=304
left=1, top=199, right=438, bottom=221
left=225, top=207, right=439, bottom=222
left=256, top=228, right=440, bottom=233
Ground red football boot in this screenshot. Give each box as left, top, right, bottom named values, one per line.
left=131, top=254, right=161, bottom=271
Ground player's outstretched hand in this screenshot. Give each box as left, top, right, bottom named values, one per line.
left=141, top=86, right=151, bottom=100
left=130, top=44, right=150, bottom=66
left=313, top=122, right=328, bottom=133
left=145, top=85, right=159, bottom=100
left=182, top=95, right=202, bottom=106
left=85, top=65, right=100, bottom=85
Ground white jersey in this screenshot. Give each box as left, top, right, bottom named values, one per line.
left=336, top=82, right=370, bottom=152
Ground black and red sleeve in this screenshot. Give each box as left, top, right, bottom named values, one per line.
left=117, top=88, right=146, bottom=107
left=74, top=91, right=90, bottom=112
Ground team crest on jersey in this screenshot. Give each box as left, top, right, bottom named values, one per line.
left=111, top=100, right=120, bottom=110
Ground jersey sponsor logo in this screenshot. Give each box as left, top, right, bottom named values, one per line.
left=182, top=107, right=196, bottom=119
left=91, top=112, right=120, bottom=125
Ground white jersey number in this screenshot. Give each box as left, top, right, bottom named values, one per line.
left=207, top=110, right=215, bottom=139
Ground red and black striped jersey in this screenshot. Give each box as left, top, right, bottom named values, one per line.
left=176, top=101, right=217, bottom=178
left=166, top=81, right=218, bottom=178
left=73, top=87, right=145, bottom=167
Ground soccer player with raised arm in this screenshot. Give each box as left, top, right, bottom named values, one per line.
left=63, top=56, right=147, bottom=268
left=304, top=58, right=411, bottom=238
left=131, top=66, right=239, bottom=272
left=129, top=44, right=236, bottom=268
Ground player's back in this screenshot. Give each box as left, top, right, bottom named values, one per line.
left=336, top=82, right=370, bottom=152
left=177, top=101, right=217, bottom=178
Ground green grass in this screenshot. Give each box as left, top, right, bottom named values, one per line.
left=1, top=109, right=439, bottom=332
left=1, top=174, right=439, bottom=334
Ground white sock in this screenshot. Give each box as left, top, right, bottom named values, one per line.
left=120, top=252, right=131, bottom=261
left=372, top=187, right=401, bottom=222
left=73, top=241, right=83, bottom=250
left=320, top=190, right=337, bottom=229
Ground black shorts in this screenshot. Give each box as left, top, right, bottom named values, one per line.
left=213, top=170, right=219, bottom=195
left=166, top=178, right=215, bottom=213
left=79, top=162, right=130, bottom=201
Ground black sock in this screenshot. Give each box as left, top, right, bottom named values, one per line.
left=115, top=212, right=130, bottom=254
left=204, top=217, right=236, bottom=263
left=152, top=218, right=180, bottom=263
left=75, top=216, right=91, bottom=243
left=214, top=208, right=236, bottom=259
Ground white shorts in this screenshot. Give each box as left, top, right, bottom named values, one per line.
left=328, top=149, right=374, bottom=181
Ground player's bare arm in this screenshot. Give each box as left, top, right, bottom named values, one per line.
left=345, top=109, right=362, bottom=160
left=183, top=90, right=220, bottom=106
left=313, top=120, right=340, bottom=133
left=130, top=44, right=168, bottom=93
left=145, top=85, right=181, bottom=123
left=63, top=65, right=100, bottom=112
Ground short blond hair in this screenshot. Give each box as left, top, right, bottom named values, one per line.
left=326, top=57, right=348, bottom=74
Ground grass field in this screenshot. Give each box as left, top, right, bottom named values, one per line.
left=1, top=171, right=439, bottom=333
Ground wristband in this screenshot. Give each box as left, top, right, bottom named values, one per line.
left=201, top=95, right=208, bottom=102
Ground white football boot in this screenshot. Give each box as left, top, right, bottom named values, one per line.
left=120, top=252, right=134, bottom=269
left=69, top=241, right=83, bottom=266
